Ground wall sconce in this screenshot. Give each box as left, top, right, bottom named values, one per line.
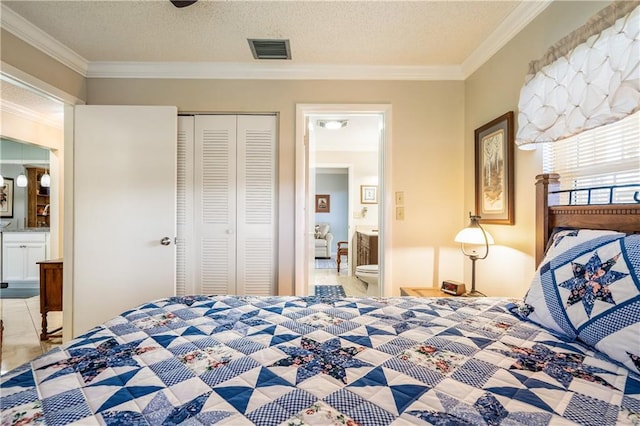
left=454, top=212, right=494, bottom=297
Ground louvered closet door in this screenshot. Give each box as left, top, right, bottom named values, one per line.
left=236, top=115, right=276, bottom=295
left=195, top=115, right=238, bottom=295
left=176, top=116, right=195, bottom=296
left=178, top=114, right=276, bottom=296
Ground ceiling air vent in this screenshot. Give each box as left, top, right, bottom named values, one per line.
left=248, top=39, right=291, bottom=60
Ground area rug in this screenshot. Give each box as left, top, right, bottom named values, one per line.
left=0, top=288, right=39, bottom=299
left=314, top=285, right=346, bottom=298
left=315, top=258, right=341, bottom=269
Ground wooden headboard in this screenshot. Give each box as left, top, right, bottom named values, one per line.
left=535, top=173, right=640, bottom=265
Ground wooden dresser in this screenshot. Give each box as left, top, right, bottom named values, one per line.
left=356, top=231, right=378, bottom=266
left=37, top=258, right=63, bottom=340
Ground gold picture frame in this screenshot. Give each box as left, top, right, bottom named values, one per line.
left=360, top=185, right=378, bottom=204
left=475, top=111, right=514, bottom=225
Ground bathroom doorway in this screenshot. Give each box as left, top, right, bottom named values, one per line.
left=294, top=104, right=392, bottom=297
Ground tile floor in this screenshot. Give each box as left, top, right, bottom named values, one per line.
left=1, top=296, right=62, bottom=375
left=312, top=262, right=368, bottom=297
left=0, top=264, right=364, bottom=375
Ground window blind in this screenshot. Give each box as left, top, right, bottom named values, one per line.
left=542, top=111, right=640, bottom=205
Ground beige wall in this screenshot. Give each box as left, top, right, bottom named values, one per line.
left=1, top=0, right=609, bottom=298
left=464, top=1, right=610, bottom=297
left=1, top=30, right=87, bottom=102
left=86, top=79, right=466, bottom=295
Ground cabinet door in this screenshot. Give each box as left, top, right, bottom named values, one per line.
left=2, top=243, right=25, bottom=281
left=24, top=243, right=46, bottom=281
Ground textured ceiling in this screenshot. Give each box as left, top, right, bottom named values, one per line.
left=4, top=0, right=520, bottom=66
left=1, top=0, right=540, bottom=131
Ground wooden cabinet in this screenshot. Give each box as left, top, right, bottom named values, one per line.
left=27, top=167, right=50, bottom=228
left=38, top=259, right=63, bottom=340
left=356, top=231, right=378, bottom=266
left=2, top=232, right=47, bottom=282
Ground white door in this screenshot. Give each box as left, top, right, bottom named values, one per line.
left=73, top=105, right=177, bottom=334
left=179, top=115, right=276, bottom=296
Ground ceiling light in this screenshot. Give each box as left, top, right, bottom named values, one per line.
left=317, top=120, right=348, bottom=130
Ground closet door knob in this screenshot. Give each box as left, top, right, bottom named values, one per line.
left=160, top=237, right=171, bottom=246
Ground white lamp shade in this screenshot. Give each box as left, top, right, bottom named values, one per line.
left=0, top=175, right=4, bottom=186
left=455, top=226, right=494, bottom=245
left=16, top=173, right=28, bottom=187
left=40, top=172, right=51, bottom=187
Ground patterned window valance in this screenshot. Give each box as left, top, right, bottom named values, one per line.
left=516, top=2, right=640, bottom=149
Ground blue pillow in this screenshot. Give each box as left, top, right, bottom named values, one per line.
left=516, top=229, right=640, bottom=373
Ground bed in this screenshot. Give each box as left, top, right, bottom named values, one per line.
left=2, top=174, right=639, bottom=425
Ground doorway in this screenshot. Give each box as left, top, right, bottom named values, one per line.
left=294, top=104, right=392, bottom=297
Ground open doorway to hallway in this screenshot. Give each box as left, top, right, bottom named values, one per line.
left=295, top=105, right=391, bottom=298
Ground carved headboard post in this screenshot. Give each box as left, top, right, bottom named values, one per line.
left=535, top=173, right=560, bottom=265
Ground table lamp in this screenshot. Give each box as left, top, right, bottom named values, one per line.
left=454, top=213, right=494, bottom=297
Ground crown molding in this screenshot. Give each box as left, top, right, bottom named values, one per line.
left=2, top=1, right=550, bottom=81
left=87, top=61, right=466, bottom=80
left=1, top=4, right=88, bottom=76
left=1, top=99, right=63, bottom=129
left=461, top=0, right=553, bottom=77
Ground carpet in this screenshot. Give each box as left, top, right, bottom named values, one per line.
left=314, top=285, right=346, bottom=298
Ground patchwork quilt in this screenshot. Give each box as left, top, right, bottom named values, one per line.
left=2, top=295, right=639, bottom=425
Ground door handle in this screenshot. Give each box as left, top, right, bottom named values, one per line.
left=160, top=237, right=171, bottom=246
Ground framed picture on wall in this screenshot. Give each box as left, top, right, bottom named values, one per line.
left=475, top=111, right=514, bottom=225
left=1, top=177, right=14, bottom=218
left=361, top=185, right=378, bottom=204
left=315, top=194, right=330, bottom=213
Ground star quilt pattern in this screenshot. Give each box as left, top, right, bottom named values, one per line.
left=2, top=295, right=639, bottom=425
left=516, top=230, right=640, bottom=374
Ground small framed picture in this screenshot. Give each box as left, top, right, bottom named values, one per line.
left=315, top=194, right=330, bottom=213
left=360, top=185, right=378, bottom=204
left=1, top=177, right=14, bottom=218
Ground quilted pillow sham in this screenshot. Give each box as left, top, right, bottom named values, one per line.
left=514, top=229, right=640, bottom=374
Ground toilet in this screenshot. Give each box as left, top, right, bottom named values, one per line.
left=355, top=264, right=379, bottom=296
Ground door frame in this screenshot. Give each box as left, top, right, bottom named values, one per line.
left=295, top=104, right=392, bottom=296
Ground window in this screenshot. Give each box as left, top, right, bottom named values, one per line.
left=542, top=111, right=640, bottom=205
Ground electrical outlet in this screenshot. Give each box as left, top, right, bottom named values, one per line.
left=395, top=191, right=404, bottom=205
left=396, top=206, right=405, bottom=220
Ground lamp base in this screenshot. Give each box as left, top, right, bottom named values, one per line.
left=462, top=290, right=486, bottom=297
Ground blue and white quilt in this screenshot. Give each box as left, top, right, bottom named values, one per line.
left=2, top=295, right=639, bottom=425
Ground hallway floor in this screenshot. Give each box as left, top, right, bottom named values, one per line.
left=312, top=262, right=368, bottom=297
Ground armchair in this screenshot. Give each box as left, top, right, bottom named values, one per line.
left=314, top=223, right=334, bottom=258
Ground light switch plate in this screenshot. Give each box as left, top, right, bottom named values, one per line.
left=395, top=191, right=404, bottom=205
left=396, top=206, right=405, bottom=220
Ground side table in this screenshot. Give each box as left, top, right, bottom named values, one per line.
left=37, top=258, right=63, bottom=340
left=400, top=287, right=451, bottom=297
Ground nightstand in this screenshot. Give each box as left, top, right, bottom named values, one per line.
left=400, top=287, right=451, bottom=297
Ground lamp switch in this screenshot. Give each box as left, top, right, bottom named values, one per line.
left=396, top=206, right=405, bottom=221
left=395, top=191, right=404, bottom=205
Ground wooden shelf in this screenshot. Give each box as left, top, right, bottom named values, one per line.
left=27, top=167, right=50, bottom=228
